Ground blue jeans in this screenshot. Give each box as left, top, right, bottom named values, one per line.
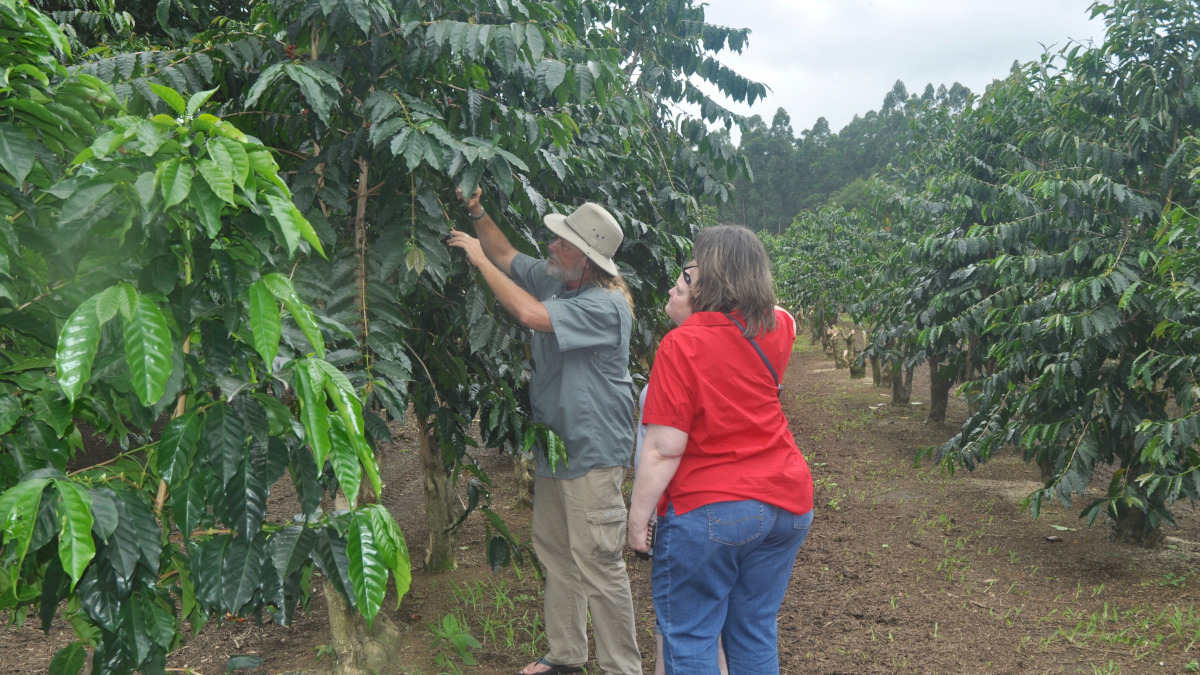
left=652, top=500, right=812, bottom=675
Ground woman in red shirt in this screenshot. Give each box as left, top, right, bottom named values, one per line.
left=628, top=225, right=814, bottom=675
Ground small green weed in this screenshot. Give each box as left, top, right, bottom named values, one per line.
left=428, top=613, right=481, bottom=675
left=313, top=644, right=335, bottom=663
left=1158, top=572, right=1189, bottom=588
left=1040, top=602, right=1200, bottom=658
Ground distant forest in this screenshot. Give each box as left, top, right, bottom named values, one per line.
left=717, top=79, right=973, bottom=232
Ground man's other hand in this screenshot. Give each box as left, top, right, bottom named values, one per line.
left=457, top=184, right=483, bottom=211
left=447, top=228, right=488, bottom=268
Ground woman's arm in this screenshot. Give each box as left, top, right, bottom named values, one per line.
left=627, top=424, right=689, bottom=553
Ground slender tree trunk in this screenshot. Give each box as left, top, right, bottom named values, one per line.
left=323, top=579, right=405, bottom=675
left=871, top=356, right=882, bottom=387
left=416, top=412, right=459, bottom=572
left=353, top=157, right=372, bottom=378
left=1036, top=454, right=1056, bottom=483
left=964, top=334, right=982, bottom=415
left=821, top=322, right=835, bottom=355
left=928, top=354, right=951, bottom=424
left=832, top=327, right=849, bottom=369
left=848, top=327, right=866, bottom=379
left=891, top=360, right=913, bottom=405
left=512, top=452, right=535, bottom=509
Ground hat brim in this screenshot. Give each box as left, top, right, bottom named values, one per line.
left=544, top=214, right=620, bottom=276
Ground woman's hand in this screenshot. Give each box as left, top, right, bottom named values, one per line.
left=627, top=515, right=652, bottom=555
left=447, top=228, right=488, bottom=268
left=627, top=424, right=689, bottom=557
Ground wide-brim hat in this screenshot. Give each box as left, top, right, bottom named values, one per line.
left=544, top=202, right=623, bottom=276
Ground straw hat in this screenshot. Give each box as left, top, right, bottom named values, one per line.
left=544, top=202, right=623, bottom=276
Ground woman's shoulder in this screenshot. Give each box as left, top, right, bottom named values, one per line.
left=658, top=314, right=722, bottom=352
left=774, top=306, right=797, bottom=335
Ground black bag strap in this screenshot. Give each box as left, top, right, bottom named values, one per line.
left=725, top=314, right=782, bottom=399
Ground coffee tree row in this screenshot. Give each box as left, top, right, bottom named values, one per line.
left=0, top=0, right=762, bottom=671
left=0, top=3, right=408, bottom=672
left=772, top=0, right=1200, bottom=546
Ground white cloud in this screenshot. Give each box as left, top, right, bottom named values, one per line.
left=695, top=0, right=1105, bottom=137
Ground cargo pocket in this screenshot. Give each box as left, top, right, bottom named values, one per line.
left=584, top=507, right=627, bottom=561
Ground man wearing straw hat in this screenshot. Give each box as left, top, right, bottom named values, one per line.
left=449, top=187, right=640, bottom=675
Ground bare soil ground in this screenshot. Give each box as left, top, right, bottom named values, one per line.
left=5, top=339, right=1200, bottom=674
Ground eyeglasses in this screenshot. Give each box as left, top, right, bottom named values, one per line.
left=682, top=265, right=697, bottom=285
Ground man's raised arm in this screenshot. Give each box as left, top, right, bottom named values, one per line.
left=458, top=186, right=518, bottom=276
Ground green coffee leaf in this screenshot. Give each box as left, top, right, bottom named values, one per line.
left=157, top=158, right=193, bottom=208
left=328, top=417, right=362, bottom=508
left=198, top=158, right=234, bottom=204
left=53, top=480, right=95, bottom=589
left=124, top=293, right=174, bottom=407
left=149, top=83, right=187, bottom=116
left=347, top=512, right=386, bottom=624
left=48, top=643, right=86, bottom=675
left=157, top=412, right=201, bottom=489
left=0, top=477, right=50, bottom=587
left=185, top=88, right=218, bottom=118
left=55, top=295, right=103, bottom=403
left=0, top=121, right=35, bottom=184
left=293, top=360, right=331, bottom=469
left=247, top=280, right=282, bottom=369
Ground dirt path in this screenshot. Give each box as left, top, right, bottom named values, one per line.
left=4, top=340, right=1200, bottom=674
left=775, top=341, right=1200, bottom=674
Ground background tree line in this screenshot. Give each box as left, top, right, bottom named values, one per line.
left=717, top=78, right=971, bottom=232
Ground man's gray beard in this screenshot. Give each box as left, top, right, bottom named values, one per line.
left=546, top=258, right=585, bottom=284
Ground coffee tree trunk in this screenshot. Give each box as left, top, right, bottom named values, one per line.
left=891, top=360, right=913, bottom=405
left=354, top=157, right=371, bottom=351
left=848, top=327, right=866, bottom=379
left=1106, top=444, right=1165, bottom=548
left=821, top=323, right=835, bottom=355
left=512, top=452, right=536, bottom=509
left=832, top=328, right=850, bottom=369
left=323, top=579, right=405, bottom=675
left=416, top=413, right=460, bottom=571
left=1109, top=503, right=1165, bottom=548
left=965, top=334, right=983, bottom=415
left=871, top=355, right=883, bottom=387
left=927, top=354, right=951, bottom=424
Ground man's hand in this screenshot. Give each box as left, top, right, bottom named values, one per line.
left=457, top=184, right=483, bottom=212
left=447, top=228, right=488, bottom=268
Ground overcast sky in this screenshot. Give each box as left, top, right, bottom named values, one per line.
left=695, top=0, right=1107, bottom=139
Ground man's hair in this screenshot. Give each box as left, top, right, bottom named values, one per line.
left=590, top=263, right=634, bottom=312
left=690, top=225, right=776, bottom=337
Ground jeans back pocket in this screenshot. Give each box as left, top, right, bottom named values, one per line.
left=793, top=509, right=814, bottom=533
left=706, top=500, right=764, bottom=546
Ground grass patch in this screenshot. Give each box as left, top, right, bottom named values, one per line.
left=1036, top=603, right=1200, bottom=657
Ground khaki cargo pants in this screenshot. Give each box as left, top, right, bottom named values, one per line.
left=532, top=466, right=641, bottom=675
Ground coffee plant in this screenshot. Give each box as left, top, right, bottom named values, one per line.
left=772, top=0, right=1200, bottom=546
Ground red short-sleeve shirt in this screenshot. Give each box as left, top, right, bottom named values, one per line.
left=642, top=308, right=813, bottom=517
